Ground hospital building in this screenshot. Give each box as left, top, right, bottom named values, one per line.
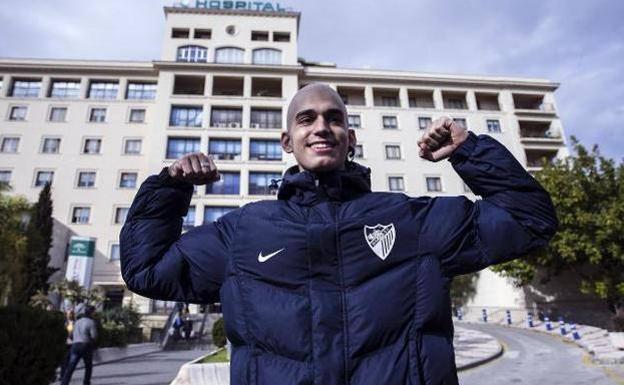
left=0, top=2, right=568, bottom=336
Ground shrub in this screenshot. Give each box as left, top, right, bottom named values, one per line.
left=95, top=303, right=143, bottom=347
left=0, top=305, right=66, bottom=385
left=212, top=317, right=227, bottom=348
left=613, top=314, right=624, bottom=332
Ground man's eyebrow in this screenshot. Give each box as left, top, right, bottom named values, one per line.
left=324, top=108, right=345, bottom=117
left=294, top=109, right=316, bottom=120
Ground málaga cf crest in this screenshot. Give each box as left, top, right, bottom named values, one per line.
left=363, top=223, right=396, bottom=260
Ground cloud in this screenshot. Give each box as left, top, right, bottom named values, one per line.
left=0, top=0, right=622, bottom=159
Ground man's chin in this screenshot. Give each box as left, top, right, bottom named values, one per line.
left=300, top=159, right=344, bottom=173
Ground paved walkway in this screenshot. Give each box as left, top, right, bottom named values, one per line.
left=459, top=323, right=624, bottom=385
left=454, top=325, right=503, bottom=369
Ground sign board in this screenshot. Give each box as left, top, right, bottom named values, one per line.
left=65, top=236, right=96, bottom=289
left=174, top=0, right=289, bottom=12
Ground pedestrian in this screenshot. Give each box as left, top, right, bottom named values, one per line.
left=171, top=310, right=183, bottom=340
left=182, top=306, right=193, bottom=340
left=58, top=308, right=75, bottom=381
left=60, top=305, right=98, bottom=385
left=120, top=83, right=558, bottom=384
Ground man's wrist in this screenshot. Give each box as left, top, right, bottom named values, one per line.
left=448, top=131, right=478, bottom=165
left=158, top=167, right=193, bottom=188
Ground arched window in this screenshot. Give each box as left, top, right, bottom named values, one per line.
left=252, top=48, right=282, bottom=65
left=214, top=47, right=245, bottom=64
left=177, top=45, right=208, bottom=63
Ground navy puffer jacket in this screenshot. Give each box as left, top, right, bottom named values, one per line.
left=120, top=132, right=557, bottom=385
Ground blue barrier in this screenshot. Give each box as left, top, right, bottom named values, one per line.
left=527, top=312, right=534, bottom=328
left=482, top=308, right=488, bottom=323
left=506, top=309, right=512, bottom=325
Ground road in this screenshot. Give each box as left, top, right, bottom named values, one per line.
left=458, top=323, right=623, bottom=385
left=51, top=349, right=204, bottom=385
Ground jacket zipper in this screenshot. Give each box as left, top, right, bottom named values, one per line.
left=331, top=201, right=350, bottom=385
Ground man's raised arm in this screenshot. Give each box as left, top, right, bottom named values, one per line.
left=120, top=153, right=238, bottom=304
left=417, top=118, right=558, bottom=276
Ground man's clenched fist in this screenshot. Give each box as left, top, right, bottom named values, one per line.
left=417, top=116, right=469, bottom=162
left=168, top=152, right=220, bottom=185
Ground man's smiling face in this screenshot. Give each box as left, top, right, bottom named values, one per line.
left=281, top=83, right=357, bottom=173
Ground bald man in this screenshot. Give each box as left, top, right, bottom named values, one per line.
left=121, top=83, right=557, bottom=385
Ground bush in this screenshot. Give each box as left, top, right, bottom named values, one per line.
left=95, top=303, right=143, bottom=347
left=613, top=314, right=624, bottom=332
left=0, top=305, right=67, bottom=385
left=212, top=317, right=227, bottom=348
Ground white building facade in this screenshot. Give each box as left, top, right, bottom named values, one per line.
left=0, top=4, right=567, bottom=333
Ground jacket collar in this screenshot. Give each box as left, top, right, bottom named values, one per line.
left=277, top=161, right=372, bottom=206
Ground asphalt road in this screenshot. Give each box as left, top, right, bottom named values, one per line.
left=458, top=323, right=623, bottom=385
left=51, top=349, right=204, bottom=385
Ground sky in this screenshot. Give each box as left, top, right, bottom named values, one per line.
left=1, top=0, right=622, bottom=160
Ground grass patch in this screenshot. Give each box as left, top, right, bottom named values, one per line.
left=198, top=348, right=229, bottom=363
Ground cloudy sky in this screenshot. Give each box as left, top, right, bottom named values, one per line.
left=1, top=0, right=622, bottom=160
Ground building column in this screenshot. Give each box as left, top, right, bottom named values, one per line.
left=243, top=75, right=251, bottom=97
left=432, top=88, right=444, bottom=110
left=399, top=87, right=409, bottom=109
left=1, top=75, right=11, bottom=97
left=118, top=78, right=128, bottom=101
left=40, top=76, right=51, bottom=98
left=364, top=86, right=374, bottom=108
left=466, top=90, right=477, bottom=111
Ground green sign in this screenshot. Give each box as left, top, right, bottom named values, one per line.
left=175, top=0, right=288, bottom=12
left=69, top=238, right=95, bottom=258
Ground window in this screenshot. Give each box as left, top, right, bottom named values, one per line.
left=215, top=47, right=244, bottom=64
left=35, top=171, right=54, bottom=187
left=388, top=177, right=404, bottom=192
left=152, top=300, right=176, bottom=314
left=354, top=144, right=364, bottom=159
left=166, top=137, right=200, bottom=159
left=129, top=108, right=146, bottom=123
left=71, top=207, right=90, bottom=224
left=89, top=108, right=106, bottom=123
left=77, top=171, right=96, bottom=187
left=119, top=172, right=138, bottom=188
left=487, top=119, right=501, bottom=133
left=110, top=244, right=120, bottom=261
left=251, top=31, right=269, bottom=41
left=50, top=80, right=80, bottom=98
left=418, top=117, right=432, bottom=130
left=381, top=96, right=399, bottom=107
left=126, top=82, right=156, bottom=100
left=194, top=28, right=212, bottom=39
left=88, top=81, right=118, bottom=99
left=250, top=108, right=281, bottom=129
left=183, top=206, right=196, bottom=230
left=382, top=116, right=398, bottom=129
left=251, top=77, right=282, bottom=97
left=83, top=138, right=102, bottom=154
left=426, top=177, right=443, bottom=192
left=453, top=118, right=467, bottom=129
left=348, top=115, right=361, bottom=129
left=1, top=137, right=19, bottom=153
left=210, top=108, right=242, bottom=127
left=206, top=171, right=240, bottom=195
left=41, top=138, right=61, bottom=154
left=49, top=107, right=67, bottom=122
left=170, top=106, right=202, bottom=127
left=11, top=79, right=41, bottom=97
left=252, top=48, right=282, bottom=65
left=174, top=75, right=205, bottom=95
left=177, top=45, right=208, bottom=63
left=124, top=139, right=142, bottom=155
left=442, top=92, right=467, bottom=109
left=249, top=139, right=282, bottom=161
left=249, top=172, right=281, bottom=195
left=208, top=139, right=241, bottom=161
left=0, top=170, right=11, bottom=185
left=273, top=32, right=290, bottom=42
left=385, top=145, right=401, bottom=160
left=204, top=206, right=236, bottom=224
left=9, top=106, right=27, bottom=121
left=114, top=207, right=129, bottom=225
left=172, top=28, right=190, bottom=38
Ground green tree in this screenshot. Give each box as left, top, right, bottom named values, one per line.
left=450, top=273, right=479, bottom=309
left=491, top=137, right=624, bottom=324
left=0, top=184, right=30, bottom=305
left=17, top=182, right=57, bottom=304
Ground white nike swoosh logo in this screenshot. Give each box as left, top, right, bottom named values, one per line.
left=258, top=248, right=285, bottom=263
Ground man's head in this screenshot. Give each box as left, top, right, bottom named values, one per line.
left=281, top=83, right=357, bottom=173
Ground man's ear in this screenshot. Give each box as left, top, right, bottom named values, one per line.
left=348, top=128, right=357, bottom=148
left=281, top=131, right=293, bottom=153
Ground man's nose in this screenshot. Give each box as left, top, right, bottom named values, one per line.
left=311, top=116, right=332, bottom=136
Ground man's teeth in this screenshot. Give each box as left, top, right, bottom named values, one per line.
left=311, top=142, right=334, bottom=149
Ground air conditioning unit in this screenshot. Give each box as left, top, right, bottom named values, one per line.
left=251, top=123, right=261, bottom=129
left=229, top=122, right=241, bottom=128
left=216, top=123, right=227, bottom=128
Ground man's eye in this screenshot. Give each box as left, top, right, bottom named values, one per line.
left=298, top=117, right=313, bottom=125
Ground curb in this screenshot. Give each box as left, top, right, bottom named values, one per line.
left=454, top=326, right=505, bottom=371
left=456, top=343, right=504, bottom=372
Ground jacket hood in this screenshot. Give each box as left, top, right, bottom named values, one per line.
left=277, top=161, right=372, bottom=206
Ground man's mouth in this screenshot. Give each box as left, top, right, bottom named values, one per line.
left=307, top=140, right=336, bottom=150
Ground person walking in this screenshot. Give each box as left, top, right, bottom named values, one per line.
left=58, top=308, right=75, bottom=381
left=60, top=305, right=98, bottom=385
left=120, top=83, right=558, bottom=384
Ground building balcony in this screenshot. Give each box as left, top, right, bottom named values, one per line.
left=513, top=93, right=557, bottom=116
left=525, top=148, right=558, bottom=169
left=519, top=121, right=563, bottom=144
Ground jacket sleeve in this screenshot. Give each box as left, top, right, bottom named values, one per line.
left=120, top=168, right=239, bottom=304
left=419, top=132, right=558, bottom=277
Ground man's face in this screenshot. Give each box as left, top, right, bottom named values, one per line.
left=282, top=84, right=356, bottom=173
